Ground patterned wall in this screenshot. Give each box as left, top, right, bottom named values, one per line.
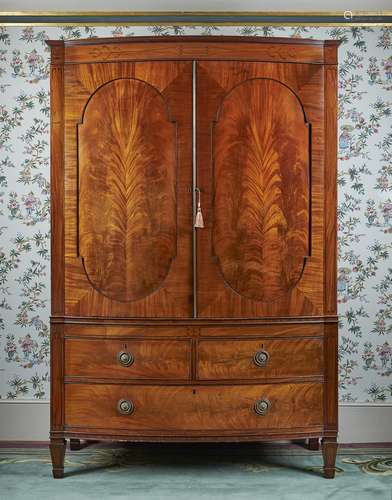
left=0, top=26, right=391, bottom=402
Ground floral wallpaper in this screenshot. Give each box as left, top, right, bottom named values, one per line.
left=0, top=25, right=391, bottom=402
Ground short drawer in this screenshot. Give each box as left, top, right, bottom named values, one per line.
left=197, top=338, right=323, bottom=380
left=199, top=324, right=323, bottom=337
left=64, top=325, right=191, bottom=338
left=65, top=339, right=191, bottom=379
left=65, top=382, right=323, bottom=432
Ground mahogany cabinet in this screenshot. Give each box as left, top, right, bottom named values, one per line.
left=47, top=36, right=340, bottom=479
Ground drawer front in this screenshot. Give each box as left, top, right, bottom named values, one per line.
left=199, top=324, right=323, bottom=337
left=65, top=382, right=323, bottom=431
left=65, top=339, right=191, bottom=379
left=64, top=325, right=191, bottom=338
left=198, top=338, right=323, bottom=380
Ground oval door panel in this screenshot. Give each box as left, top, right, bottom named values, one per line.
left=213, top=78, right=310, bottom=302
left=78, top=78, right=177, bottom=302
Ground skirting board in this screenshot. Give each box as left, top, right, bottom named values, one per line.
left=0, top=401, right=391, bottom=443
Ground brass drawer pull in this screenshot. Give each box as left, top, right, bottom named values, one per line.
left=117, top=350, right=134, bottom=367
left=117, top=399, right=134, bottom=415
left=254, top=398, right=271, bottom=416
left=253, top=349, right=269, bottom=367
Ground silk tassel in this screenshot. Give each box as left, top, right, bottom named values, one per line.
left=195, top=201, right=204, bottom=228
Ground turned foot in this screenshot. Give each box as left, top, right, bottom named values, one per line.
left=322, top=437, right=338, bottom=479
left=50, top=438, right=66, bottom=479
left=69, top=438, right=82, bottom=451
left=308, top=438, right=320, bottom=451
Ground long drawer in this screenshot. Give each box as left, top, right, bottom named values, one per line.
left=65, top=382, right=323, bottom=431
left=197, top=338, right=323, bottom=380
left=65, top=339, right=191, bottom=380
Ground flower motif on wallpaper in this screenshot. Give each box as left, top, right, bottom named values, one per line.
left=7, top=191, right=49, bottom=226
left=10, top=48, right=48, bottom=83
left=367, top=56, right=392, bottom=89
left=383, top=56, right=392, bottom=81
left=339, top=125, right=354, bottom=151
left=365, top=199, right=392, bottom=232
left=5, top=333, right=36, bottom=365
left=363, top=341, right=392, bottom=376
left=338, top=100, right=391, bottom=161
left=0, top=26, right=391, bottom=402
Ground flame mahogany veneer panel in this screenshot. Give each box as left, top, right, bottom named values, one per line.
left=212, top=78, right=310, bottom=303
left=65, top=382, right=323, bottom=432
left=78, top=78, right=177, bottom=303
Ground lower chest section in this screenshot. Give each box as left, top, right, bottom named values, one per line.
left=60, top=323, right=329, bottom=437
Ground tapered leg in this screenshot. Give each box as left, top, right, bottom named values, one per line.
left=50, top=438, right=66, bottom=478
left=308, top=438, right=320, bottom=451
left=322, top=437, right=338, bottom=478
left=69, top=438, right=82, bottom=451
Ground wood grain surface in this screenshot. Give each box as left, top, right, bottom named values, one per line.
left=197, top=338, right=323, bottom=380
left=60, top=36, right=330, bottom=66
left=199, top=323, right=324, bottom=337
left=65, top=382, right=323, bottom=431
left=196, top=60, right=325, bottom=318
left=324, top=66, right=338, bottom=315
left=65, top=338, right=191, bottom=379
left=63, top=61, right=193, bottom=317
left=49, top=44, right=65, bottom=316
left=78, top=78, right=177, bottom=302
left=212, top=77, right=310, bottom=302
left=64, top=324, right=193, bottom=337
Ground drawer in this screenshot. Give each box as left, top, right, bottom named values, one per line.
left=200, top=324, right=323, bottom=337
left=64, top=325, right=191, bottom=338
left=197, top=338, right=323, bottom=380
left=65, top=339, right=191, bottom=379
left=65, top=382, right=323, bottom=432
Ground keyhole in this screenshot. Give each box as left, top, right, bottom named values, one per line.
left=193, top=389, right=196, bottom=395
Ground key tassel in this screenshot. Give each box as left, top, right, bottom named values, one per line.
left=195, top=203, right=204, bottom=228
left=194, top=187, right=204, bottom=228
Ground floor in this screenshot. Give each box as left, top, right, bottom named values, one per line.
left=0, top=443, right=391, bottom=499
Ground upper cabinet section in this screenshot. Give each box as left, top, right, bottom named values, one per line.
left=47, top=37, right=339, bottom=319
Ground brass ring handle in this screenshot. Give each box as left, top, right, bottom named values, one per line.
left=117, top=399, right=134, bottom=415
left=117, top=350, right=134, bottom=367
left=253, top=349, right=269, bottom=367
left=254, top=398, right=271, bottom=416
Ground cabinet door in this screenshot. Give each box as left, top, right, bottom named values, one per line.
left=64, top=61, right=193, bottom=317
left=196, top=61, right=325, bottom=318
